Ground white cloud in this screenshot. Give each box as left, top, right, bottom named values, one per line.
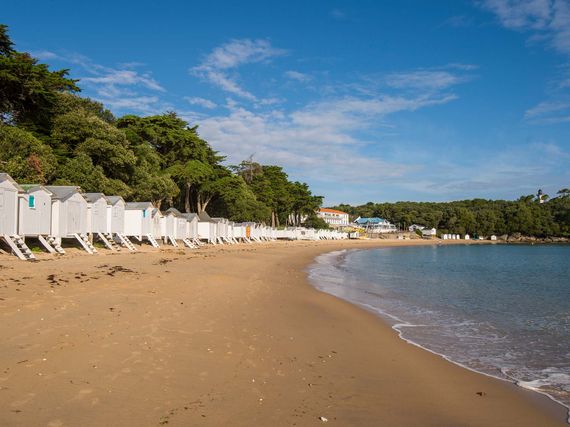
left=481, top=0, right=570, bottom=55
left=385, top=70, right=466, bottom=91
left=525, top=100, right=570, bottom=117
left=82, top=70, right=164, bottom=91
left=32, top=50, right=167, bottom=115
left=285, top=70, right=312, bottom=82
left=191, top=39, right=286, bottom=101
left=30, top=50, right=59, bottom=60
left=524, top=100, right=570, bottom=123
left=330, top=8, right=347, bottom=20
left=184, top=96, right=217, bottom=109
left=197, top=91, right=458, bottom=185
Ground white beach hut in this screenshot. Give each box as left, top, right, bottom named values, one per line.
left=45, top=186, right=96, bottom=254
left=180, top=213, right=200, bottom=245
left=17, top=185, right=65, bottom=255
left=104, top=196, right=135, bottom=251
left=163, top=208, right=180, bottom=246
left=163, top=208, right=196, bottom=247
left=151, top=208, right=164, bottom=243
left=197, top=212, right=218, bottom=244
left=83, top=193, right=121, bottom=251
left=0, top=173, right=36, bottom=260
left=212, top=218, right=232, bottom=244
left=124, top=202, right=160, bottom=247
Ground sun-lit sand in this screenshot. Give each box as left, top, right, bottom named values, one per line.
left=0, top=239, right=566, bottom=426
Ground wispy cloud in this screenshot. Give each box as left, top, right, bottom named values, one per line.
left=385, top=70, right=467, bottom=91
left=28, top=50, right=168, bottom=115
left=284, top=70, right=312, bottom=82
left=82, top=70, right=164, bottom=91
left=191, top=39, right=286, bottom=101
left=330, top=8, right=347, bottom=20
left=480, top=0, right=570, bottom=55
left=184, top=96, right=217, bottom=109
left=525, top=100, right=570, bottom=118
left=196, top=89, right=460, bottom=187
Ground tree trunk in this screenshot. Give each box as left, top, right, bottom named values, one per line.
left=184, top=182, right=191, bottom=213
left=271, top=211, right=276, bottom=228
left=196, top=193, right=213, bottom=214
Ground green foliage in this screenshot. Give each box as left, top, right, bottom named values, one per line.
left=302, top=215, right=330, bottom=230
left=0, top=125, right=57, bottom=183
left=332, top=196, right=570, bottom=238
left=0, top=25, right=79, bottom=130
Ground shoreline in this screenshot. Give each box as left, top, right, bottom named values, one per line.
left=0, top=239, right=567, bottom=425
left=305, top=242, right=570, bottom=423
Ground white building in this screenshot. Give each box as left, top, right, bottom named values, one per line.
left=421, top=228, right=437, bottom=237
left=46, top=186, right=96, bottom=254
left=18, top=185, right=64, bottom=254
left=354, top=217, right=397, bottom=233
left=124, top=202, right=160, bottom=247
left=0, top=174, right=37, bottom=260
left=317, top=208, right=350, bottom=228
left=409, top=224, right=425, bottom=232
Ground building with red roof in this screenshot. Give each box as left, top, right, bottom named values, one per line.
left=317, top=208, right=350, bottom=228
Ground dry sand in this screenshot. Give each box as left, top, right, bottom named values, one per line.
left=0, top=239, right=567, bottom=426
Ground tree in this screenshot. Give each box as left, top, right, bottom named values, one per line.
left=302, top=215, right=330, bottom=230
left=165, top=159, right=213, bottom=213
left=0, top=25, right=79, bottom=129
left=0, top=125, right=57, bottom=183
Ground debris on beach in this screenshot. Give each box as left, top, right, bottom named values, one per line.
left=318, top=416, right=328, bottom=422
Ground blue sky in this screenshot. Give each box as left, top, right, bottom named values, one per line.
left=3, top=0, right=570, bottom=205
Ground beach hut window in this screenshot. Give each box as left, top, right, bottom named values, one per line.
left=29, top=195, right=36, bottom=209
left=142, top=209, right=147, bottom=218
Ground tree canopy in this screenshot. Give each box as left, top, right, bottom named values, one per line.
left=331, top=195, right=570, bottom=237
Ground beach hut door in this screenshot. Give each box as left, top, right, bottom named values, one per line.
left=0, top=191, right=4, bottom=233
left=68, top=200, right=81, bottom=233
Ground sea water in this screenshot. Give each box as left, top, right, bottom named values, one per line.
left=308, top=244, right=570, bottom=416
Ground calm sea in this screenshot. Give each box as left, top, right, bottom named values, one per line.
left=308, top=244, right=570, bottom=416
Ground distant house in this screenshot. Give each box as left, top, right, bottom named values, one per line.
left=354, top=217, right=397, bottom=233
left=421, top=228, right=437, bottom=237
left=409, top=224, right=425, bottom=232
left=317, top=208, right=350, bottom=228
left=490, top=235, right=497, bottom=241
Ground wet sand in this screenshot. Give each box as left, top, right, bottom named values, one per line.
left=0, top=239, right=567, bottom=426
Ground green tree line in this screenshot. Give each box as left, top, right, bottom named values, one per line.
left=0, top=24, right=323, bottom=226
left=332, top=190, right=570, bottom=238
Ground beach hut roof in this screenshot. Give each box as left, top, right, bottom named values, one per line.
left=82, top=193, right=108, bottom=204
left=19, top=184, right=53, bottom=194
left=354, top=216, right=389, bottom=225
left=151, top=208, right=163, bottom=217
left=106, top=196, right=125, bottom=205
left=198, top=211, right=215, bottom=222
left=125, top=202, right=154, bottom=210
left=45, top=186, right=81, bottom=201
left=164, top=207, right=182, bottom=216
left=0, top=173, right=24, bottom=191
left=181, top=213, right=198, bottom=221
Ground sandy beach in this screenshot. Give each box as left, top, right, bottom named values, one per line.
left=0, top=239, right=567, bottom=426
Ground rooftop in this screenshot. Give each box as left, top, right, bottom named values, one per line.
left=319, top=208, right=348, bottom=215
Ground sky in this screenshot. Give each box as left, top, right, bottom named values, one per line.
left=3, top=0, right=570, bottom=205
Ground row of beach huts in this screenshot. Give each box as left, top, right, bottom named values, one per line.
left=0, top=173, right=346, bottom=261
